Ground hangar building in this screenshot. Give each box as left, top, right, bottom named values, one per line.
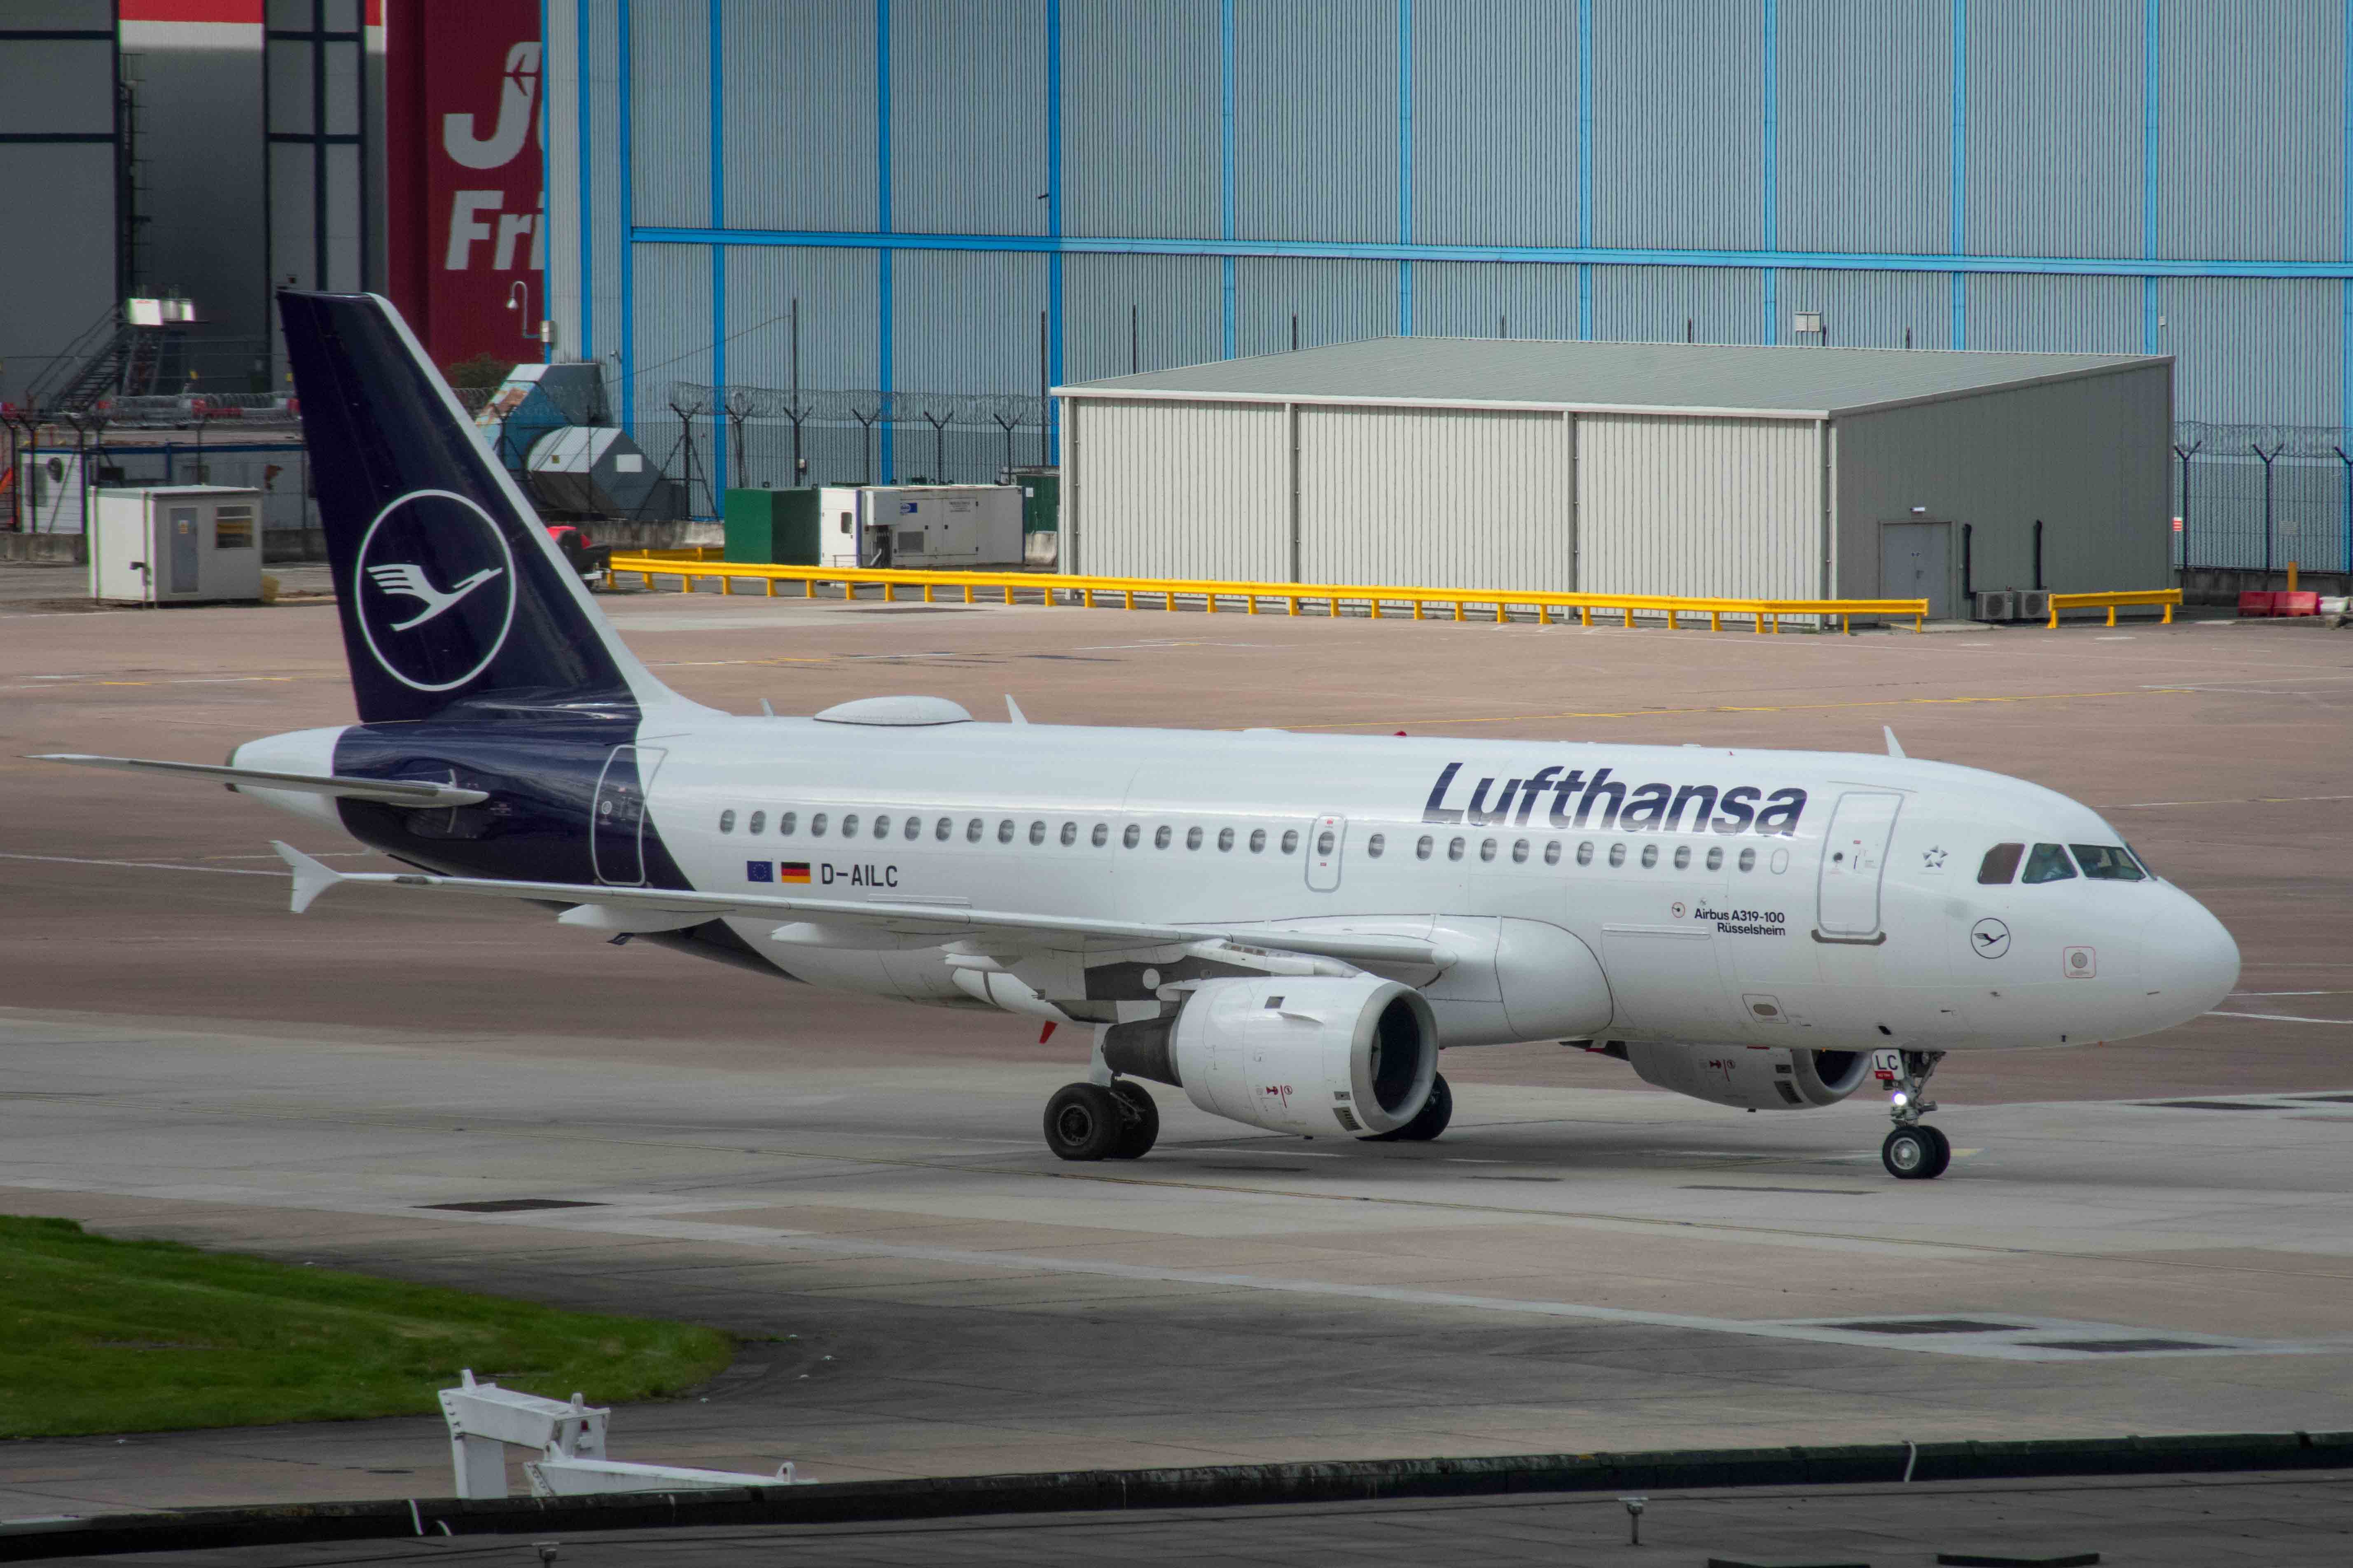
left=1056, top=338, right=2171, bottom=612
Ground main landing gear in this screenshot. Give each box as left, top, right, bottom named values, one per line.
left=1043, top=1079, right=1159, bottom=1162
left=1880, top=1050, right=1950, bottom=1180
left=1362, top=1072, right=1453, bottom=1142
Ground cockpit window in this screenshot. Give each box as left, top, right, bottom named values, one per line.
left=2021, top=842, right=2078, bottom=884
left=2126, top=842, right=2157, bottom=879
left=1977, top=843, right=2025, bottom=884
left=2070, top=844, right=2146, bottom=881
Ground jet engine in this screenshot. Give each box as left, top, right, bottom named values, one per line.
left=1625, top=1043, right=1871, bottom=1111
left=1102, top=974, right=1438, bottom=1137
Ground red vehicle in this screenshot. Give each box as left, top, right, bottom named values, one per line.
left=544, top=524, right=611, bottom=580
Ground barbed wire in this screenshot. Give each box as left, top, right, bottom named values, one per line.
left=666, top=383, right=1045, bottom=427
left=2175, top=422, right=2353, bottom=460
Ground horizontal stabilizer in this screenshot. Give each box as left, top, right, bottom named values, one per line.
left=32, top=754, right=490, bottom=807
left=271, top=840, right=345, bottom=915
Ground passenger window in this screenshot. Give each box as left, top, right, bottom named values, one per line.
left=1186, top=826, right=1204, bottom=850
left=966, top=817, right=982, bottom=842
left=1977, top=843, right=2025, bottom=884
left=1511, top=839, right=1529, bottom=864
left=1478, top=838, right=1497, bottom=863
left=1416, top=835, right=1433, bottom=860
left=778, top=812, right=797, bottom=836
left=1705, top=845, right=1722, bottom=870
left=748, top=811, right=766, bottom=835
left=1608, top=843, right=1627, bottom=867
left=1543, top=840, right=1561, bottom=866
left=998, top=819, right=1015, bottom=844
left=2070, top=844, right=2145, bottom=881
left=719, top=810, right=736, bottom=833
left=1060, top=821, right=1077, bottom=847
left=874, top=814, right=892, bottom=838
left=1640, top=844, right=1659, bottom=868
left=1092, top=823, right=1109, bottom=847
left=811, top=812, right=829, bottom=837
left=2021, top=842, right=2077, bottom=884
left=842, top=813, right=861, bottom=837
left=1217, top=827, right=1234, bottom=852
left=1447, top=837, right=1465, bottom=862
left=935, top=817, right=951, bottom=840
left=904, top=817, right=921, bottom=841
left=1250, top=828, right=1267, bottom=853
left=1155, top=825, right=1172, bottom=849
left=1673, top=845, right=1691, bottom=870
left=1029, top=821, right=1047, bottom=845
left=1738, top=847, right=1755, bottom=872
left=1281, top=830, right=1299, bottom=854
left=1124, top=824, right=1141, bottom=848
left=1576, top=841, right=1594, bottom=866
left=1367, top=833, right=1385, bottom=858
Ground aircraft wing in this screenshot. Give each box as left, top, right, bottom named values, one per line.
left=268, top=842, right=1440, bottom=968
left=34, top=754, right=491, bottom=807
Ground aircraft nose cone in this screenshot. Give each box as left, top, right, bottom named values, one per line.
left=2141, top=894, right=2240, bottom=1027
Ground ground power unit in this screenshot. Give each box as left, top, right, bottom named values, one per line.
left=87, top=485, right=264, bottom=604
left=817, top=485, right=1024, bottom=570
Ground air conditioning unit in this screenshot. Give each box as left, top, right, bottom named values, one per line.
left=1972, top=590, right=2016, bottom=622
left=2015, top=589, right=2052, bottom=622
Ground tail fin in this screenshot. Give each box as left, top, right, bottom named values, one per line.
left=278, top=291, right=692, bottom=724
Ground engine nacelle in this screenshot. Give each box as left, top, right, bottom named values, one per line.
left=1625, top=1043, right=1871, bottom=1110
left=1103, top=974, right=1438, bottom=1137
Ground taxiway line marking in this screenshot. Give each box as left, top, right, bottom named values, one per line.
left=2103, top=795, right=2353, bottom=809
left=2205, top=1010, right=2353, bottom=1025
left=1285, top=688, right=2193, bottom=731
left=0, top=853, right=280, bottom=877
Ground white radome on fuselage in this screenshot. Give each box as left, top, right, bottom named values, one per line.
left=575, top=714, right=2234, bottom=1055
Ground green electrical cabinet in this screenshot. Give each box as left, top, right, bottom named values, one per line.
left=724, top=487, right=820, bottom=564
left=1006, top=467, right=1059, bottom=535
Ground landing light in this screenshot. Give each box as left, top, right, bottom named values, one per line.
left=1890, top=1091, right=1910, bottom=1108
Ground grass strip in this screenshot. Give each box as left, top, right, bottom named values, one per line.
left=0, top=1215, right=733, bottom=1437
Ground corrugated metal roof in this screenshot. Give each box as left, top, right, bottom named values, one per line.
left=1058, top=335, right=2165, bottom=418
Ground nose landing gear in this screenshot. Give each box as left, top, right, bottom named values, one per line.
left=1880, top=1050, right=1950, bottom=1179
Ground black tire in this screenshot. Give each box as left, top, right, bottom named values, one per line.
left=1918, top=1122, right=1952, bottom=1178
left=1107, top=1080, right=1159, bottom=1160
left=1882, top=1124, right=1942, bottom=1180
left=1044, top=1082, right=1124, bottom=1162
left=1362, top=1072, right=1453, bottom=1143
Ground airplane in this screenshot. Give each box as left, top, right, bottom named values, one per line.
left=37, top=292, right=2241, bottom=1181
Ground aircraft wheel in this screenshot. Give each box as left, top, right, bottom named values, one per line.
left=1107, top=1080, right=1160, bottom=1160
left=1882, top=1123, right=1948, bottom=1180
left=1044, top=1082, right=1124, bottom=1162
left=1362, top=1072, right=1453, bottom=1143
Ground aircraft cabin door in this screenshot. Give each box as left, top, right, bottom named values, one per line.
left=1304, top=815, right=1345, bottom=891
left=1815, top=790, right=1902, bottom=941
left=593, top=744, right=667, bottom=886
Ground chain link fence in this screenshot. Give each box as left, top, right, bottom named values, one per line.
left=2175, top=422, right=2353, bottom=574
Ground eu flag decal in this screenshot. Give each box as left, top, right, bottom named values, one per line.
left=746, top=861, right=773, bottom=883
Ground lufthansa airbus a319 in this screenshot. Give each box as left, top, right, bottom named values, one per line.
left=39, top=292, right=2241, bottom=1180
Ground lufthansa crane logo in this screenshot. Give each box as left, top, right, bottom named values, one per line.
left=354, top=489, right=518, bottom=692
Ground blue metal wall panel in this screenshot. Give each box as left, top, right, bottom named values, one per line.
left=1234, top=259, right=1398, bottom=356
left=720, top=0, right=880, bottom=230
left=1772, top=268, right=1952, bottom=349
left=1589, top=0, right=1763, bottom=250
left=2158, top=0, right=2343, bottom=263
left=1061, top=0, right=1220, bottom=239
left=720, top=245, right=883, bottom=391
left=889, top=0, right=1049, bottom=236
left=1062, top=253, right=1224, bottom=379
left=585, top=0, right=623, bottom=371
left=1588, top=266, right=1768, bottom=345
left=544, top=0, right=583, bottom=352
left=630, top=242, right=717, bottom=506
left=2158, top=277, right=2340, bottom=426
left=1234, top=0, right=1398, bottom=244
left=627, top=0, right=709, bottom=229
left=1408, top=262, right=1583, bottom=341
left=890, top=250, right=1053, bottom=393
left=1959, top=273, right=2144, bottom=354
left=1965, top=0, right=2142, bottom=260
left=1408, top=0, right=1579, bottom=247
left=1774, top=0, right=1945, bottom=254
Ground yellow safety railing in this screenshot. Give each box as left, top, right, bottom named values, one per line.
left=2045, top=588, right=2181, bottom=628
left=604, top=555, right=1930, bottom=635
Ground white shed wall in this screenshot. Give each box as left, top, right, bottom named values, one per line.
left=1577, top=415, right=1823, bottom=599
left=1296, top=407, right=1573, bottom=587
left=1065, top=398, right=1288, bottom=580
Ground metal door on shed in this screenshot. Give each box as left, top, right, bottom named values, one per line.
left=168, top=507, right=201, bottom=594
left=1879, top=521, right=1953, bottom=620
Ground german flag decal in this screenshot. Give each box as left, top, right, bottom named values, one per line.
left=779, top=862, right=812, bottom=884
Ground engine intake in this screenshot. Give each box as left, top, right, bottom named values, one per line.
left=1625, top=1043, right=1870, bottom=1110
left=1103, top=974, right=1438, bottom=1137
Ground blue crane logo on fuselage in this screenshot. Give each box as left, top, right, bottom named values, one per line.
left=353, top=489, right=519, bottom=693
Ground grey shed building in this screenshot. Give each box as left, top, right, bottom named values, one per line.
left=1055, top=339, right=2171, bottom=616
